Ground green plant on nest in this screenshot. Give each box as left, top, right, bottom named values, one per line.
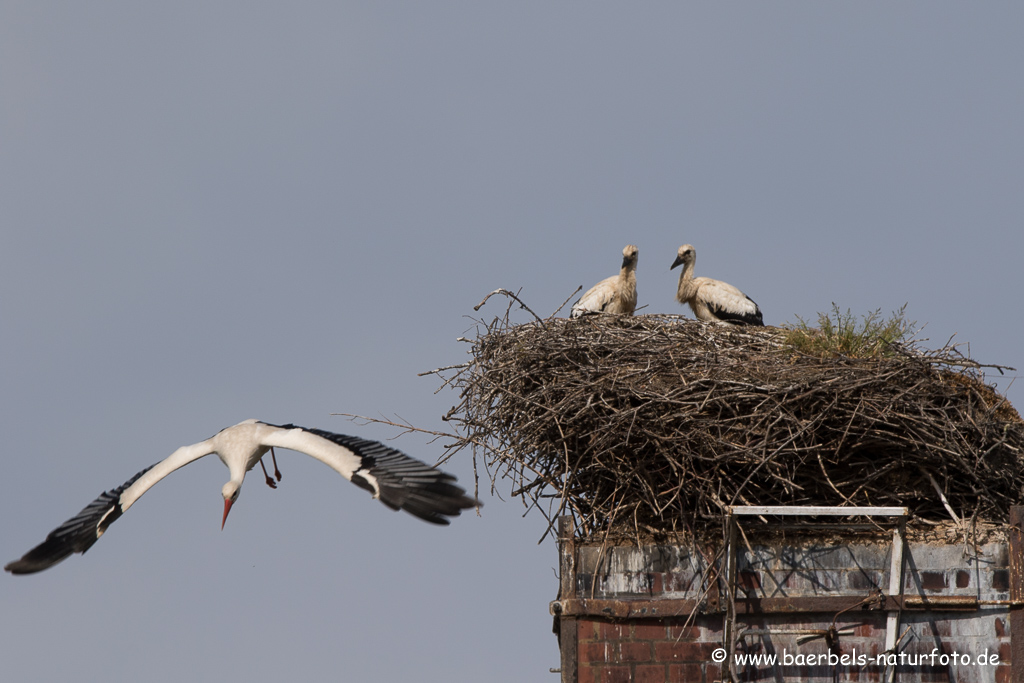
left=783, top=303, right=917, bottom=358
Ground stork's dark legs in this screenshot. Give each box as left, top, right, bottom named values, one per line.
left=260, top=447, right=283, bottom=489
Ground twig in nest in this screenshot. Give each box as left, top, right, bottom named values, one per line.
left=381, top=292, right=1024, bottom=545
left=418, top=362, right=470, bottom=377
left=919, top=467, right=960, bottom=525
left=474, top=288, right=545, bottom=326
left=553, top=285, right=583, bottom=318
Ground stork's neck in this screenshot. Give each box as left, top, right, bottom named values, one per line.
left=215, top=446, right=262, bottom=488
left=620, top=259, right=637, bottom=281
left=676, top=260, right=697, bottom=300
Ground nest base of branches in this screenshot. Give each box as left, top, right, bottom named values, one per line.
left=427, top=303, right=1022, bottom=544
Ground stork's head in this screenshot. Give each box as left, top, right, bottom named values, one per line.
left=621, top=244, right=639, bottom=269
left=221, top=480, right=242, bottom=529
left=671, top=244, right=695, bottom=270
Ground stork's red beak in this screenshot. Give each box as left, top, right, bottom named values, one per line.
left=222, top=498, right=234, bottom=530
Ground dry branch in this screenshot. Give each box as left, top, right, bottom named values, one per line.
left=354, top=294, right=1023, bottom=543
left=420, top=302, right=1023, bottom=542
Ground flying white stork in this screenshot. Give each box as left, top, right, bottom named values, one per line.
left=5, top=419, right=479, bottom=575
left=671, top=244, right=764, bottom=326
left=570, top=244, right=639, bottom=318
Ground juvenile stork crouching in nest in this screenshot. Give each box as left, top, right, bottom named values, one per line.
left=571, top=244, right=639, bottom=318
left=671, top=244, right=764, bottom=325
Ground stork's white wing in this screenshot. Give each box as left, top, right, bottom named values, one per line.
left=4, top=439, right=216, bottom=575
left=259, top=422, right=479, bottom=525
left=571, top=276, right=618, bottom=317
left=697, top=279, right=763, bottom=326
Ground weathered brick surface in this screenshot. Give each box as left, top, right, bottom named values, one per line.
left=566, top=535, right=1013, bottom=682
left=633, top=664, right=667, bottom=683
left=619, top=641, right=652, bottom=663
left=669, top=663, right=705, bottom=682
left=581, top=641, right=615, bottom=664
left=602, top=665, right=632, bottom=683
left=655, top=640, right=719, bottom=663
left=631, top=622, right=667, bottom=640
left=848, top=569, right=883, bottom=590
left=667, top=624, right=700, bottom=640
left=579, top=619, right=601, bottom=642
left=920, top=571, right=948, bottom=591
left=738, top=569, right=761, bottom=591
left=599, top=621, right=630, bottom=640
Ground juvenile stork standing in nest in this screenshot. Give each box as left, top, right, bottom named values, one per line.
left=570, top=244, right=639, bottom=318
left=671, top=244, right=764, bottom=326
left=5, top=419, right=479, bottom=574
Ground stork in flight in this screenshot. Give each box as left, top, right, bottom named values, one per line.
left=570, top=244, right=639, bottom=318
left=671, top=244, right=764, bottom=326
left=5, top=419, right=480, bottom=575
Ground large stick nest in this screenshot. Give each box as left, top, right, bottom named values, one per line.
left=428, top=298, right=1022, bottom=541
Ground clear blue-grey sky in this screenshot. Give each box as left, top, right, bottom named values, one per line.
left=2, top=4, right=1021, bottom=682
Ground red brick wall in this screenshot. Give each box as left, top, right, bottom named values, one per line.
left=572, top=611, right=1013, bottom=683
left=559, top=534, right=1016, bottom=683
left=576, top=617, right=720, bottom=682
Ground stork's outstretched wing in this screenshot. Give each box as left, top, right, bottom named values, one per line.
left=5, top=465, right=155, bottom=574
left=5, top=437, right=218, bottom=575
left=6, top=420, right=479, bottom=575
left=260, top=422, right=479, bottom=525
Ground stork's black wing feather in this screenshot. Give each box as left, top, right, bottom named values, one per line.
left=275, top=424, right=480, bottom=525
left=5, top=465, right=156, bottom=575
left=708, top=298, right=764, bottom=326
